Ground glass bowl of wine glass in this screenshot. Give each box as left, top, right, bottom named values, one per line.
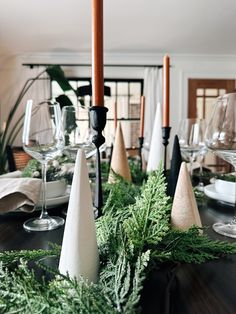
left=61, top=106, right=97, bottom=160
left=22, top=100, right=65, bottom=232
left=178, top=118, right=206, bottom=179
left=205, top=93, right=236, bottom=238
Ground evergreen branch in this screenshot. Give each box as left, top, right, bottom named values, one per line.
left=0, top=168, right=236, bottom=313
left=0, top=245, right=61, bottom=267
left=153, top=226, right=236, bottom=264
left=102, top=177, right=139, bottom=215
left=124, top=168, right=171, bottom=252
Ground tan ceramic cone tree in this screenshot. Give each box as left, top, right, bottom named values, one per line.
left=171, top=162, right=202, bottom=231
left=108, top=122, right=131, bottom=183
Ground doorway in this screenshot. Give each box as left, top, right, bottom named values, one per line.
left=188, top=79, right=235, bottom=120
left=188, top=78, right=235, bottom=172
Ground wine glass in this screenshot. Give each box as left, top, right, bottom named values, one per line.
left=61, top=106, right=98, bottom=160
left=22, top=100, right=65, bottom=231
left=197, top=144, right=208, bottom=190
left=178, top=118, right=206, bottom=178
left=205, top=93, right=236, bottom=238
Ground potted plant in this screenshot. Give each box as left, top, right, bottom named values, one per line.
left=0, top=65, right=81, bottom=174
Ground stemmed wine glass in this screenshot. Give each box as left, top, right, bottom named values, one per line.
left=22, top=100, right=65, bottom=231
left=61, top=106, right=97, bottom=160
left=178, top=118, right=206, bottom=178
left=205, top=93, right=236, bottom=238
left=197, top=144, right=208, bottom=190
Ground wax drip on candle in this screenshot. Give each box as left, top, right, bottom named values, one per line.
left=114, top=101, right=117, bottom=132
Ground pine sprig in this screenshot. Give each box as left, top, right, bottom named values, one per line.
left=102, top=177, right=140, bottom=215
left=99, top=250, right=150, bottom=314
left=0, top=261, right=53, bottom=313
left=50, top=276, right=116, bottom=314
left=153, top=226, right=236, bottom=264
left=0, top=244, right=61, bottom=267
left=0, top=261, right=117, bottom=314
left=124, top=168, right=171, bottom=252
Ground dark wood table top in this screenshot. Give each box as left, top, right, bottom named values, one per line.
left=0, top=206, right=66, bottom=251
left=175, top=199, right=236, bottom=314
left=0, top=199, right=235, bottom=314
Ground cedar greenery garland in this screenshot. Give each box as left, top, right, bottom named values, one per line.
left=0, top=167, right=236, bottom=313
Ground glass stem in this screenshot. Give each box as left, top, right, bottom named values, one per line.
left=40, top=162, right=49, bottom=219
left=199, top=155, right=203, bottom=175
left=199, top=154, right=204, bottom=187
left=232, top=165, right=236, bottom=224
left=189, top=155, right=194, bottom=177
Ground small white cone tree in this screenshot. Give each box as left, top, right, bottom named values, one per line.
left=59, top=149, right=99, bottom=283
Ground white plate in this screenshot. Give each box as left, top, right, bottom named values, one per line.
left=204, top=184, right=235, bottom=204
left=36, top=193, right=70, bottom=209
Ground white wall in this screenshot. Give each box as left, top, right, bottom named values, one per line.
left=0, top=55, right=50, bottom=146
left=1, top=52, right=236, bottom=147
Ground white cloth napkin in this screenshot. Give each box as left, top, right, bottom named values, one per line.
left=0, top=178, right=41, bottom=213
left=0, top=170, right=22, bottom=178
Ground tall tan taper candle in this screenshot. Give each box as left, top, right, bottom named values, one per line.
left=114, top=101, right=117, bottom=131
left=139, top=96, right=145, bottom=137
left=92, top=0, right=104, bottom=106
left=162, top=54, right=170, bottom=127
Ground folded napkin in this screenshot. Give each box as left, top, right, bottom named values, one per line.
left=0, top=178, right=41, bottom=213
left=0, top=170, right=22, bottom=178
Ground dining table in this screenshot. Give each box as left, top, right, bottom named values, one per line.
left=0, top=197, right=235, bottom=314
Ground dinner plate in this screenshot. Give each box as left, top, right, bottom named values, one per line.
left=204, top=184, right=235, bottom=204
left=36, top=192, right=70, bottom=209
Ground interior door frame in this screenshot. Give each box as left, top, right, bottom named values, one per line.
left=188, top=79, right=235, bottom=118
left=188, top=78, right=236, bottom=172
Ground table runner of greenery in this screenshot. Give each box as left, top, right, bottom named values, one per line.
left=0, top=167, right=236, bottom=313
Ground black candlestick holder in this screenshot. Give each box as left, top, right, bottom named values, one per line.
left=162, top=126, right=171, bottom=173
left=89, top=106, right=108, bottom=218
left=138, top=136, right=144, bottom=171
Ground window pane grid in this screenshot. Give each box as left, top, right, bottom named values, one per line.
left=51, top=78, right=143, bottom=149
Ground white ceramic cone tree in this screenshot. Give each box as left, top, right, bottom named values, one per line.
left=108, top=122, right=131, bottom=182
left=59, top=149, right=99, bottom=283
left=171, top=162, right=202, bottom=231
left=147, top=102, right=165, bottom=172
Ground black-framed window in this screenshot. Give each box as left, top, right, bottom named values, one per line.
left=52, top=78, right=143, bottom=148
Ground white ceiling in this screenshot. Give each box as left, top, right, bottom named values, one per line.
left=1, top=0, right=236, bottom=57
